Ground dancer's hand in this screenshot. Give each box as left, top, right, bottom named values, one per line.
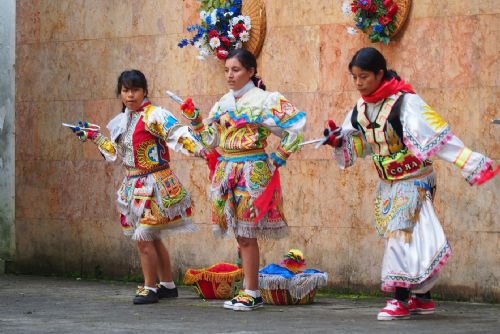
left=476, top=164, right=500, bottom=186
left=322, top=120, right=342, bottom=147
left=72, top=121, right=100, bottom=142
left=180, top=98, right=200, bottom=120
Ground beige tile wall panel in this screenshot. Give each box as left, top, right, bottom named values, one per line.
left=13, top=0, right=499, bottom=300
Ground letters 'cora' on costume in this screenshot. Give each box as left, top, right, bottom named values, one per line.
left=334, top=92, right=493, bottom=293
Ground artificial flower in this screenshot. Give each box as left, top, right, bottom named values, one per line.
left=387, top=3, right=398, bottom=16
left=358, top=0, right=371, bottom=10
left=179, top=0, right=252, bottom=60
left=378, top=15, right=392, bottom=25
left=348, top=0, right=399, bottom=44
left=346, top=27, right=358, bottom=35
left=239, top=30, right=250, bottom=42
left=209, top=37, right=221, bottom=49
left=216, top=48, right=228, bottom=60
left=231, top=23, right=246, bottom=37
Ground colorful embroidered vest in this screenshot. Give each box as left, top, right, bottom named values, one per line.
left=214, top=88, right=271, bottom=159
left=121, top=108, right=170, bottom=173
left=353, top=93, right=432, bottom=181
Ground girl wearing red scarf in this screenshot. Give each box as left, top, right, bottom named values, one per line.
left=324, top=48, right=498, bottom=320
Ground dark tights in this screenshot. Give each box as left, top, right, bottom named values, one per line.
left=395, top=287, right=431, bottom=302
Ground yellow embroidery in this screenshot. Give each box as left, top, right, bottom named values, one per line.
left=422, top=105, right=447, bottom=131
left=352, top=135, right=364, bottom=157
left=136, top=140, right=159, bottom=168
left=178, top=137, right=197, bottom=153
left=250, top=161, right=272, bottom=187
left=386, top=123, right=403, bottom=153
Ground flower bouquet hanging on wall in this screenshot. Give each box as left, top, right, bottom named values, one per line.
left=179, top=0, right=252, bottom=60
left=345, top=0, right=411, bottom=44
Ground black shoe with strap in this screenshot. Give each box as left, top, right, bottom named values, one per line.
left=133, top=287, right=159, bottom=304
left=231, top=292, right=264, bottom=311
left=157, top=284, right=178, bottom=299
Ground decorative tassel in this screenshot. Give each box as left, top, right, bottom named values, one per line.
left=206, top=150, right=221, bottom=180
left=253, top=170, right=281, bottom=223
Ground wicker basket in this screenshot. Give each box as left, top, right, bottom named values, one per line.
left=391, top=0, right=412, bottom=37
left=260, top=288, right=317, bottom=305
left=242, top=0, right=266, bottom=57
left=258, top=265, right=328, bottom=305
left=183, top=263, right=243, bottom=299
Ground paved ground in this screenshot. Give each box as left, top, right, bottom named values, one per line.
left=0, top=275, right=498, bottom=334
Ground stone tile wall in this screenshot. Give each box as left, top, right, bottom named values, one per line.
left=15, top=0, right=499, bottom=300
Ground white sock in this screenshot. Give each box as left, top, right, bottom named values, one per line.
left=144, top=285, right=157, bottom=293
left=245, top=289, right=261, bottom=298
left=160, top=281, right=176, bottom=289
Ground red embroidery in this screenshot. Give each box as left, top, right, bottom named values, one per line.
left=386, top=155, right=422, bottom=177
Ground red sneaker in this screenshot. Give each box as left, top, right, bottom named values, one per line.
left=408, top=296, right=435, bottom=315
left=377, top=299, right=410, bottom=321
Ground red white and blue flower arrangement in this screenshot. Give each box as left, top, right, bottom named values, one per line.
left=179, top=0, right=252, bottom=60
left=343, top=0, right=400, bottom=44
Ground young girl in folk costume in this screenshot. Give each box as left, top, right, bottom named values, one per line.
left=72, top=70, right=206, bottom=304
left=179, top=49, right=306, bottom=311
left=324, top=48, right=498, bottom=320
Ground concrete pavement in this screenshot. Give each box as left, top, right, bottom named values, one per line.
left=0, top=275, right=498, bottom=333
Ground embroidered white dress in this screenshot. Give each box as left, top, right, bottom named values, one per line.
left=334, top=92, right=492, bottom=292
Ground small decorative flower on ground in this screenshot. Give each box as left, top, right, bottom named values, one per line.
left=344, top=0, right=399, bottom=44
left=179, top=0, right=252, bottom=60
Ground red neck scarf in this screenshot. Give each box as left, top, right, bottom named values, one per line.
left=361, top=78, right=415, bottom=103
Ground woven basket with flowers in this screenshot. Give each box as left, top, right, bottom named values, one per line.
left=346, top=0, right=411, bottom=44
left=179, top=0, right=266, bottom=60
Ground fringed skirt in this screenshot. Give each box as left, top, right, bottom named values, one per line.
left=210, top=158, right=288, bottom=239
left=116, top=168, right=196, bottom=241
left=377, top=170, right=452, bottom=293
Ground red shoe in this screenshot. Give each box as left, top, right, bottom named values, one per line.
left=408, top=296, right=435, bottom=315
left=377, top=299, right=410, bottom=321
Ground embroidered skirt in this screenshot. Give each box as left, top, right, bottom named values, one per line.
left=116, top=167, right=196, bottom=241
left=379, top=172, right=451, bottom=293
left=210, top=158, right=288, bottom=239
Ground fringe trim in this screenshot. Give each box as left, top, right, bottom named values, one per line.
left=159, top=218, right=198, bottom=236
left=151, top=174, right=192, bottom=220
left=212, top=221, right=289, bottom=240
left=131, top=218, right=197, bottom=241
left=184, top=265, right=244, bottom=285
left=234, top=225, right=289, bottom=240
left=209, top=161, right=234, bottom=201
left=258, top=273, right=328, bottom=299
left=131, top=227, right=161, bottom=241
left=212, top=225, right=233, bottom=239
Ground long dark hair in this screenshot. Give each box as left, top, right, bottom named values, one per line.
left=116, top=70, right=149, bottom=112
left=226, top=48, right=266, bottom=90
left=348, top=47, right=400, bottom=81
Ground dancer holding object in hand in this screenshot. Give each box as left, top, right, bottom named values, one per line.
left=70, top=70, right=206, bottom=305
left=179, top=49, right=306, bottom=311
left=323, top=47, right=498, bottom=321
